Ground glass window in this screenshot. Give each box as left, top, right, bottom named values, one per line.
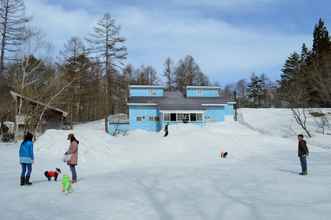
left=137, top=116, right=143, bottom=121
left=155, top=116, right=160, bottom=122
left=197, top=89, right=203, bottom=96
left=177, top=113, right=184, bottom=121
left=164, top=113, right=170, bottom=121
left=149, top=89, right=157, bottom=96
left=197, top=113, right=203, bottom=121
left=190, top=113, right=197, bottom=122
left=170, top=113, right=177, bottom=121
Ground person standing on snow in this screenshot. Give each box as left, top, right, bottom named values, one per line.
left=65, top=134, right=79, bottom=183
left=298, top=134, right=309, bottom=175
left=19, top=132, right=34, bottom=186
left=164, top=123, right=169, bottom=137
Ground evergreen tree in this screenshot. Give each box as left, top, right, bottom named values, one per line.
left=247, top=73, right=264, bottom=106
left=312, top=18, right=330, bottom=58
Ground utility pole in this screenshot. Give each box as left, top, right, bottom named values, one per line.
left=234, top=91, right=238, bottom=122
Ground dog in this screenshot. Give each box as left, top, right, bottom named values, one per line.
left=44, top=168, right=61, bottom=181
left=220, top=151, right=228, bottom=158
left=62, top=174, right=72, bottom=194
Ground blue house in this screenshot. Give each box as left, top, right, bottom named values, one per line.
left=127, top=85, right=236, bottom=132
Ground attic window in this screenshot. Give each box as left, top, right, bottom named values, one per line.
left=197, top=89, right=203, bottom=96
left=149, top=89, right=157, bottom=96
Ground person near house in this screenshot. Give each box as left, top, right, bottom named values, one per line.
left=65, top=134, right=79, bottom=183
left=164, top=123, right=169, bottom=137
left=19, top=132, right=34, bottom=186
left=298, top=134, right=309, bottom=175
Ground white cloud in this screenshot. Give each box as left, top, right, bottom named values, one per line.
left=171, top=0, right=279, bottom=10
left=24, top=1, right=310, bottom=84
left=25, top=0, right=97, bottom=52
left=114, top=7, right=310, bottom=82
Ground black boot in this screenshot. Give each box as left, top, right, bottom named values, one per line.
left=25, top=176, right=32, bottom=185
left=20, top=176, right=25, bottom=186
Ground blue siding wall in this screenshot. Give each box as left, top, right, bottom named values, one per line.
left=129, top=106, right=161, bottom=132
left=205, top=106, right=225, bottom=122
left=186, top=88, right=219, bottom=97
left=130, top=88, right=164, bottom=97
left=225, top=104, right=234, bottom=116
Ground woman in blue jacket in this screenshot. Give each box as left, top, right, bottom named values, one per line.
left=19, top=132, right=34, bottom=186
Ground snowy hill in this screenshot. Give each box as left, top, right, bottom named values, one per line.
left=1, top=109, right=331, bottom=220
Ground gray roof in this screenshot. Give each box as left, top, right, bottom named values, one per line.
left=128, top=91, right=229, bottom=111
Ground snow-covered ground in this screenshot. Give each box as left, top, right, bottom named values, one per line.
left=1, top=109, right=331, bottom=220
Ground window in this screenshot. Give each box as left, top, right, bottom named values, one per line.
left=149, top=116, right=160, bottom=121
left=137, top=116, right=143, bottom=121
left=164, top=113, right=170, bottom=121
left=170, top=113, right=177, bottom=121
left=190, top=113, right=203, bottom=122
left=178, top=113, right=189, bottom=122
left=190, top=113, right=197, bottom=122
left=149, top=89, right=157, bottom=96
left=197, top=89, right=203, bottom=96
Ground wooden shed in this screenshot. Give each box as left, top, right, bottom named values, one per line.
left=10, top=91, right=69, bottom=140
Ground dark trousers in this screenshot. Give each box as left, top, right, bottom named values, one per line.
left=164, top=131, right=168, bottom=137
left=299, top=156, right=308, bottom=173
left=21, top=163, right=32, bottom=177
left=70, top=165, right=77, bottom=181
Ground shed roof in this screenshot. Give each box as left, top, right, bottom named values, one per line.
left=10, top=91, right=68, bottom=117
left=128, top=91, right=229, bottom=111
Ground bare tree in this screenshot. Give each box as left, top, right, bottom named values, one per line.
left=0, top=0, right=30, bottom=75
left=34, top=78, right=77, bottom=135
left=163, top=57, right=175, bottom=91
left=86, top=13, right=127, bottom=115
left=11, top=30, right=51, bottom=115
left=286, top=82, right=312, bottom=138
left=291, top=108, right=312, bottom=138
left=175, top=55, right=208, bottom=92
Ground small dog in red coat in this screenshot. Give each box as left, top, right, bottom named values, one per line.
left=44, top=168, right=61, bottom=181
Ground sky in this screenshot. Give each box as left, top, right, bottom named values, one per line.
left=24, top=0, right=331, bottom=85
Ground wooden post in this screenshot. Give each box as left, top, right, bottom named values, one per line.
left=14, top=96, right=18, bottom=142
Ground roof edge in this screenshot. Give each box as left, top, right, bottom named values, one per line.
left=129, top=85, right=166, bottom=89
left=127, top=103, right=159, bottom=106
left=186, top=86, right=220, bottom=89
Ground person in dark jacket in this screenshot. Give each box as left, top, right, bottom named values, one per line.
left=19, top=132, right=34, bottom=186
left=298, top=134, right=309, bottom=175
left=65, top=134, right=79, bottom=183
left=164, top=123, right=169, bottom=137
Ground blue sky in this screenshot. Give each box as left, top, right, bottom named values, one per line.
left=25, top=0, right=331, bottom=85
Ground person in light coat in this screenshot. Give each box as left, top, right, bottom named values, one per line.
left=65, top=134, right=79, bottom=183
